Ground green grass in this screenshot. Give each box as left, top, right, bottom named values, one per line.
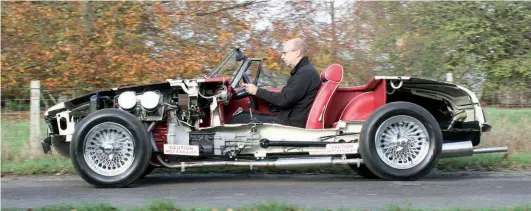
left=1, top=118, right=48, bottom=161
left=3, top=201, right=529, bottom=211
left=1, top=156, right=74, bottom=176
left=479, top=108, right=531, bottom=153
left=436, top=153, right=531, bottom=171
left=483, top=107, right=531, bottom=124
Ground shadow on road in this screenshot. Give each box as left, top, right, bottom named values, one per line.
left=132, top=173, right=367, bottom=186
left=129, top=171, right=496, bottom=188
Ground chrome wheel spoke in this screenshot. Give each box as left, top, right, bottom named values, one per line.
left=381, top=143, right=395, bottom=151
left=375, top=115, right=430, bottom=169
left=83, top=122, right=135, bottom=176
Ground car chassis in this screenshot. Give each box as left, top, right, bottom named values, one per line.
left=42, top=48, right=507, bottom=188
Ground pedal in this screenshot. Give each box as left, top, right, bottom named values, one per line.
left=249, top=117, right=263, bottom=125
left=232, top=107, right=243, bottom=117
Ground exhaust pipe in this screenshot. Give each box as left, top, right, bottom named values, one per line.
left=441, top=141, right=508, bottom=158
left=156, top=154, right=363, bottom=171
left=473, top=147, right=509, bottom=154
left=447, top=110, right=468, bottom=129
left=154, top=141, right=506, bottom=171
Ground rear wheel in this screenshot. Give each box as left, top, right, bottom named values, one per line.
left=359, top=102, right=442, bottom=181
left=70, top=109, right=152, bottom=188
left=349, top=164, right=379, bottom=179
left=346, top=154, right=379, bottom=179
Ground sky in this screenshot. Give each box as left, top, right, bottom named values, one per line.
left=247, top=0, right=350, bottom=31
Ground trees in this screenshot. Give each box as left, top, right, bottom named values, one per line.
left=363, top=2, right=530, bottom=98
left=2, top=1, right=529, bottom=104
left=1, top=1, right=264, bottom=97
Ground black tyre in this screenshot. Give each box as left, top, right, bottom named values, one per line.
left=346, top=154, right=379, bottom=179
left=359, top=102, right=442, bottom=181
left=70, top=108, right=152, bottom=188
left=140, top=165, right=156, bottom=178
left=349, top=164, right=380, bottom=179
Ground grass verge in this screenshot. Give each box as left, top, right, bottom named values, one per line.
left=436, top=153, right=531, bottom=171
left=1, top=156, right=75, bottom=176
left=2, top=153, right=530, bottom=176
left=2, top=200, right=529, bottom=211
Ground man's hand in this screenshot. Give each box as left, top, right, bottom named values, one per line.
left=242, top=82, right=258, bottom=95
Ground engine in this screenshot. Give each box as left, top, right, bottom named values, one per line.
left=116, top=90, right=167, bottom=121
left=113, top=79, right=238, bottom=158
left=113, top=80, right=229, bottom=127
left=114, top=89, right=204, bottom=125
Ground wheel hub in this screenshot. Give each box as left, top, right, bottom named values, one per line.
left=396, top=137, right=409, bottom=151
left=102, top=144, right=114, bottom=153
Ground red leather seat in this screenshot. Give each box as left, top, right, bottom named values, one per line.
left=305, top=64, right=343, bottom=129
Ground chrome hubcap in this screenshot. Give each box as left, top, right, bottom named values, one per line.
left=375, top=115, right=430, bottom=169
left=83, top=122, right=135, bottom=176
left=103, top=144, right=113, bottom=153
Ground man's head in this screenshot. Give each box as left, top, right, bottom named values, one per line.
left=281, top=38, right=307, bottom=68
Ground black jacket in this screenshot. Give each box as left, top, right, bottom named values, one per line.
left=256, top=56, right=322, bottom=128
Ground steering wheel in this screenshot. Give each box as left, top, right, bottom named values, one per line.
left=232, top=73, right=258, bottom=110
left=232, top=88, right=258, bottom=110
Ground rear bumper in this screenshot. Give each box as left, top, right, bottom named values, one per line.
left=41, top=136, right=52, bottom=154
left=481, top=123, right=492, bottom=132
left=41, top=135, right=70, bottom=158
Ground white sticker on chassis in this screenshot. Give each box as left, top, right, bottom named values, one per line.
left=164, top=144, right=200, bottom=156
left=310, top=143, right=358, bottom=155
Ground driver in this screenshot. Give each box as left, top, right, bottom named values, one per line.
left=242, top=38, right=322, bottom=128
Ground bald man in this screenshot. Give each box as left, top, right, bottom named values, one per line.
left=242, top=38, right=322, bottom=128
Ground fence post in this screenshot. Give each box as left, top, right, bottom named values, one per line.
left=446, top=72, right=454, bottom=83
left=30, top=80, right=41, bottom=158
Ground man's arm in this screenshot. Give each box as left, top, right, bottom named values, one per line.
left=255, top=73, right=310, bottom=107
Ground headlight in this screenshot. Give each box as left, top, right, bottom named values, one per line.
left=118, top=91, right=137, bottom=110
left=140, top=91, right=161, bottom=111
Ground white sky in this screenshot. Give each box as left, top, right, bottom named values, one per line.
left=248, top=0, right=350, bottom=31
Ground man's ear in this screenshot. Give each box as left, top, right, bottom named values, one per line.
left=297, top=49, right=303, bottom=58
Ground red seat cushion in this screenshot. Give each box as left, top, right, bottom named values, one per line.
left=306, top=64, right=343, bottom=129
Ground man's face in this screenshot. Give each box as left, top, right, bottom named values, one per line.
left=280, top=42, right=300, bottom=68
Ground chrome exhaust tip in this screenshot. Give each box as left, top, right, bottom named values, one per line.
left=473, top=146, right=508, bottom=154
left=441, top=141, right=508, bottom=158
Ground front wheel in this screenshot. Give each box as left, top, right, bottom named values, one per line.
left=140, top=165, right=156, bottom=178
left=70, top=109, right=152, bottom=188
left=359, top=102, right=442, bottom=181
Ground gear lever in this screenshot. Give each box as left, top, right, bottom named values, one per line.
left=247, top=101, right=254, bottom=119
left=248, top=100, right=262, bottom=124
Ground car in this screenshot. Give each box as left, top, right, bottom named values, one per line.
left=42, top=47, right=507, bottom=188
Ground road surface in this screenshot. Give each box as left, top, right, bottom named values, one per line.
left=2, top=171, right=531, bottom=210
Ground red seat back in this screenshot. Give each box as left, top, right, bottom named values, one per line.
left=305, top=64, right=343, bottom=129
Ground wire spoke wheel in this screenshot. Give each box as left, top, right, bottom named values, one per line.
left=375, top=115, right=430, bottom=169
left=83, top=122, right=135, bottom=177
left=71, top=109, right=152, bottom=188
left=358, top=102, right=442, bottom=181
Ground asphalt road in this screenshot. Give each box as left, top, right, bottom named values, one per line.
left=2, top=171, right=531, bottom=210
